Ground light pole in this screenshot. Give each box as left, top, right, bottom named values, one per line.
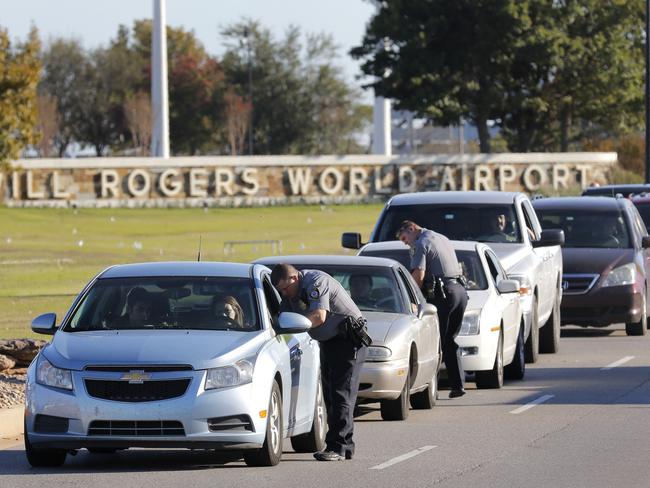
left=645, top=0, right=650, bottom=183
left=151, top=0, right=170, bottom=158
left=243, top=27, right=253, bottom=156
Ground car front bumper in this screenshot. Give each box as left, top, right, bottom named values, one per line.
left=561, top=284, right=643, bottom=327
left=25, top=368, right=269, bottom=450
left=455, top=327, right=500, bottom=372
left=357, top=358, right=409, bottom=401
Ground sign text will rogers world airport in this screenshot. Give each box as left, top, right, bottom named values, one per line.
left=1, top=153, right=616, bottom=207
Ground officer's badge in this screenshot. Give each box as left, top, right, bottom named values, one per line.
left=309, top=288, right=320, bottom=300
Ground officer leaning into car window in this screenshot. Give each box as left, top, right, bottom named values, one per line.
left=271, top=263, right=368, bottom=462
left=396, top=220, right=469, bottom=398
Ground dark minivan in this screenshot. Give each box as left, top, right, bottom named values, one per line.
left=532, top=196, right=650, bottom=336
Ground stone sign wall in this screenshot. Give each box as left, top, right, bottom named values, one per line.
left=2, top=153, right=617, bottom=207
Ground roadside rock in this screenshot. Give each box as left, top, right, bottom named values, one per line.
left=0, top=354, right=16, bottom=370
left=0, top=339, right=47, bottom=367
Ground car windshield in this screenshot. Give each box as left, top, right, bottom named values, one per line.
left=64, top=276, right=260, bottom=332
left=358, top=249, right=487, bottom=291
left=292, top=265, right=405, bottom=314
left=536, top=210, right=631, bottom=249
left=375, top=204, right=522, bottom=243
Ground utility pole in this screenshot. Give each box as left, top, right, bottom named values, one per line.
left=243, top=27, right=254, bottom=156
left=151, top=0, right=170, bottom=158
left=646, top=0, right=650, bottom=182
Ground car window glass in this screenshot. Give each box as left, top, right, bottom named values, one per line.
left=455, top=250, right=488, bottom=290
left=484, top=251, right=505, bottom=286
left=633, top=202, right=650, bottom=234
left=286, top=265, right=406, bottom=314
left=536, top=209, right=631, bottom=248
left=64, top=276, right=260, bottom=332
left=262, top=276, right=281, bottom=326
left=396, top=269, right=418, bottom=314
left=521, top=200, right=540, bottom=241
left=375, top=204, right=522, bottom=243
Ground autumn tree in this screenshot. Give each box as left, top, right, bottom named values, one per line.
left=35, top=93, right=58, bottom=157
left=0, top=26, right=41, bottom=171
left=124, top=91, right=152, bottom=155
left=224, top=89, right=251, bottom=155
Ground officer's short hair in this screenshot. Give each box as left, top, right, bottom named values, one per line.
left=396, top=220, right=419, bottom=238
left=271, top=263, right=298, bottom=286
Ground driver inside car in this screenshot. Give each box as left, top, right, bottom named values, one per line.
left=349, top=274, right=378, bottom=310
left=112, top=287, right=154, bottom=328
left=212, top=295, right=245, bottom=328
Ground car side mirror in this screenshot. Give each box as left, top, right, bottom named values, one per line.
left=532, top=229, right=565, bottom=248
left=497, top=279, right=520, bottom=294
left=642, top=236, right=650, bottom=249
left=31, top=313, right=57, bottom=335
left=341, top=232, right=363, bottom=250
left=417, top=303, right=437, bottom=319
left=277, top=312, right=312, bottom=334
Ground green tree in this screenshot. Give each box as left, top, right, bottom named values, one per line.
left=40, top=38, right=87, bottom=156
left=222, top=21, right=370, bottom=155
left=0, top=26, right=41, bottom=170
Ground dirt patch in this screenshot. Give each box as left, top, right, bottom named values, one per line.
left=0, top=369, right=26, bottom=408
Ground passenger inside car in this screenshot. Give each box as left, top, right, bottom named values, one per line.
left=349, top=274, right=378, bottom=310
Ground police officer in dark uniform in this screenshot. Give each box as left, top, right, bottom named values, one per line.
left=271, top=263, right=368, bottom=461
left=396, top=220, right=468, bottom=398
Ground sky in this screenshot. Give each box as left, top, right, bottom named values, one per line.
left=3, top=0, right=377, bottom=90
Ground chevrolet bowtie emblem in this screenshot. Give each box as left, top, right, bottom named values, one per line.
left=121, top=370, right=150, bottom=384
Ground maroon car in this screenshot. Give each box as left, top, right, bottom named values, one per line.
left=533, top=196, right=650, bottom=336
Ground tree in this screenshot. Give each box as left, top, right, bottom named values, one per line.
left=40, top=38, right=87, bottom=156
left=130, top=20, right=227, bottom=155
left=224, top=89, right=251, bottom=155
left=222, top=21, right=370, bottom=155
left=352, top=1, right=645, bottom=153
left=124, top=91, right=152, bottom=155
left=35, top=94, right=58, bottom=157
left=0, top=26, right=41, bottom=171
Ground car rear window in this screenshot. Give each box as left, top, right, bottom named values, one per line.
left=374, top=204, right=522, bottom=244
left=64, top=276, right=259, bottom=332
left=536, top=210, right=631, bottom=248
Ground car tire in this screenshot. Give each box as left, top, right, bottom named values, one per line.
left=524, top=295, right=539, bottom=364
left=505, top=319, right=526, bottom=381
left=380, top=367, right=410, bottom=421
left=290, top=378, right=326, bottom=453
left=539, top=289, right=561, bottom=354
left=24, top=420, right=67, bottom=468
left=476, top=329, right=504, bottom=389
left=410, top=360, right=438, bottom=410
left=626, top=293, right=647, bottom=337
left=244, top=381, right=283, bottom=467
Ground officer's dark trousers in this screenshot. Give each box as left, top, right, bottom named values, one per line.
left=432, top=282, right=468, bottom=391
left=319, top=337, right=368, bottom=457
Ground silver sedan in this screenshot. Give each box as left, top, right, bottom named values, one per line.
left=25, top=262, right=325, bottom=467
left=255, top=255, right=442, bottom=421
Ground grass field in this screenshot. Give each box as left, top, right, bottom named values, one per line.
left=0, top=204, right=383, bottom=339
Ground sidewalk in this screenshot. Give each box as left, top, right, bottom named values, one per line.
left=0, top=406, right=24, bottom=439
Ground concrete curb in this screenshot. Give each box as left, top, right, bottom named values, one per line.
left=0, top=406, right=24, bottom=439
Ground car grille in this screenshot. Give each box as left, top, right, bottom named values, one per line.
left=85, top=379, right=191, bottom=402
left=88, top=420, right=185, bottom=436
left=562, top=274, right=599, bottom=294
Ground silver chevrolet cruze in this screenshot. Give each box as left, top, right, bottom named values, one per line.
left=25, top=262, right=325, bottom=467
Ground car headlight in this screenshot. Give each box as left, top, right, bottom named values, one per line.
left=366, top=346, right=392, bottom=362
left=205, top=359, right=254, bottom=390
left=36, top=356, right=73, bottom=391
left=601, top=263, right=636, bottom=288
left=510, top=274, right=532, bottom=296
left=459, top=310, right=480, bottom=335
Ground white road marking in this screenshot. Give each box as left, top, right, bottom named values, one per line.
left=509, top=394, right=555, bottom=414
left=370, top=445, right=437, bottom=470
left=601, top=356, right=635, bottom=371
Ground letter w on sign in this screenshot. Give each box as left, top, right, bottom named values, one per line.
left=287, top=168, right=312, bottom=195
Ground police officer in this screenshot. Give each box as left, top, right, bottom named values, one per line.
left=396, top=220, right=468, bottom=398
left=271, top=263, right=368, bottom=461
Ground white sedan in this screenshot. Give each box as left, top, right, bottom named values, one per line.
left=25, top=262, right=324, bottom=467
left=358, top=241, right=525, bottom=389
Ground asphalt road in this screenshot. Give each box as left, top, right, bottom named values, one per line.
left=3, top=324, right=650, bottom=488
